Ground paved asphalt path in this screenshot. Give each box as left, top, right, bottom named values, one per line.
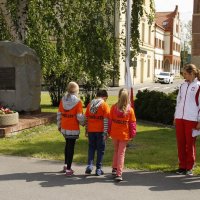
left=0, top=155, right=200, bottom=200
left=107, top=79, right=183, bottom=96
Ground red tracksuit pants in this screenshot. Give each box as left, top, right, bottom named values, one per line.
left=175, top=119, right=197, bottom=170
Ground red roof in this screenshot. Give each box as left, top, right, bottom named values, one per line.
left=155, top=5, right=179, bottom=31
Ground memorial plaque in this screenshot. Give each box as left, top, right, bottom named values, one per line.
left=0, top=67, right=15, bottom=90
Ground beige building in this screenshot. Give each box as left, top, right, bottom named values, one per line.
left=115, top=1, right=181, bottom=86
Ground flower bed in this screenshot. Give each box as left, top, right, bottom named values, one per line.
left=0, top=107, right=19, bottom=126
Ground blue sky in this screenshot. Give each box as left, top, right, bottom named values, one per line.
left=154, top=0, right=193, bottom=22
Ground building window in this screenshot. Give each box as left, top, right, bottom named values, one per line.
left=147, top=59, right=150, bottom=77
left=155, top=59, right=157, bottom=69
left=155, top=38, right=159, bottom=48
left=176, top=24, right=179, bottom=33
left=159, top=39, right=162, bottom=49
left=162, top=21, right=168, bottom=27
left=133, top=67, right=137, bottom=78
left=142, top=23, right=145, bottom=42
left=148, top=26, right=151, bottom=44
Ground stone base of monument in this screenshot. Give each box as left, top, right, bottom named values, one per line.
left=0, top=112, right=19, bottom=126
left=0, top=112, right=56, bottom=138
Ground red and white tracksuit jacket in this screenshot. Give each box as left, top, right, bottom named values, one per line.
left=175, top=79, right=200, bottom=121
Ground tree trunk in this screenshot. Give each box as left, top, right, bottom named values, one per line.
left=17, top=0, right=29, bottom=42
left=0, top=0, right=20, bottom=41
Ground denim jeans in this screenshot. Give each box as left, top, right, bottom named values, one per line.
left=87, top=132, right=105, bottom=169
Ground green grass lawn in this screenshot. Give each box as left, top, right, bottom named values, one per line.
left=1, top=92, right=200, bottom=175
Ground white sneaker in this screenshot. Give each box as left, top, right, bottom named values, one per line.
left=65, top=169, right=74, bottom=176
left=186, top=170, right=193, bottom=176
left=115, top=176, right=123, bottom=181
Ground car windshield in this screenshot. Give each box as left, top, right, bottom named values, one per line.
left=159, top=72, right=170, bottom=76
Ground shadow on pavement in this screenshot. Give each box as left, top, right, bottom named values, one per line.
left=0, top=170, right=200, bottom=191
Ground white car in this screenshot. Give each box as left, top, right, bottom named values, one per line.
left=154, top=72, right=174, bottom=84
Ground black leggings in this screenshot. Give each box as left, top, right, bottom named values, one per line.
left=65, top=138, right=76, bottom=170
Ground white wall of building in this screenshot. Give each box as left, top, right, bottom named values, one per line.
left=117, top=0, right=155, bottom=85
left=155, top=27, right=165, bottom=74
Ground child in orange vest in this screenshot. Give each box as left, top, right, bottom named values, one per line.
left=85, top=90, right=110, bottom=176
left=57, top=82, right=85, bottom=176
left=109, top=88, right=136, bottom=181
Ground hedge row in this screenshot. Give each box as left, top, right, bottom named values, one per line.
left=134, top=89, right=178, bottom=125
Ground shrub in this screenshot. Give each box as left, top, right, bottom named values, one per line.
left=135, top=89, right=177, bottom=125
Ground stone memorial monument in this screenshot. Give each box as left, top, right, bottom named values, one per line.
left=192, top=0, right=200, bottom=67
left=0, top=41, right=41, bottom=113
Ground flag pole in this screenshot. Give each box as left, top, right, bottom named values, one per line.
left=125, top=0, right=134, bottom=108
left=125, top=0, right=132, bottom=89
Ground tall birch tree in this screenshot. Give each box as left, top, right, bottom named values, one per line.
left=0, top=0, right=29, bottom=42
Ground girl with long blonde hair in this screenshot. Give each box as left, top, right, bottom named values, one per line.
left=108, top=88, right=136, bottom=181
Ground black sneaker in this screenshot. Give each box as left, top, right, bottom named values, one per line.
left=112, top=168, right=117, bottom=176
left=176, top=168, right=186, bottom=175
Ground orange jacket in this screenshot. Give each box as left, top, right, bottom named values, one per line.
left=85, top=100, right=110, bottom=132
left=58, top=100, right=83, bottom=130
left=109, top=104, right=136, bottom=141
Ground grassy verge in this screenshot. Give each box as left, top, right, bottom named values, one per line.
left=0, top=92, right=200, bottom=174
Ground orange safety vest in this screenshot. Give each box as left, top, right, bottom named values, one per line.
left=58, top=100, right=83, bottom=130
left=109, top=104, right=136, bottom=141
left=85, top=101, right=110, bottom=132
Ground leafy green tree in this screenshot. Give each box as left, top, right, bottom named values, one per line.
left=0, top=0, right=116, bottom=106
left=70, top=0, right=115, bottom=104
left=180, top=20, right=192, bottom=67
left=180, top=20, right=192, bottom=51
left=0, top=0, right=155, bottom=106
left=25, top=0, right=79, bottom=106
